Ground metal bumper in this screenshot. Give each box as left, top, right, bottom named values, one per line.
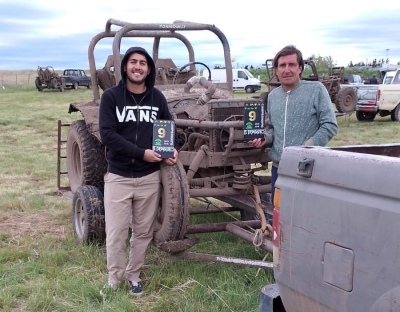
left=356, top=100, right=378, bottom=112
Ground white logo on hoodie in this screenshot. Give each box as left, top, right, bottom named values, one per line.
left=116, top=105, right=159, bottom=123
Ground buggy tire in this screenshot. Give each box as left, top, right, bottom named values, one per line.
left=153, top=160, right=190, bottom=242
left=335, top=87, right=357, bottom=114
left=72, top=185, right=105, bottom=244
left=66, top=120, right=107, bottom=193
left=356, top=111, right=376, bottom=121
left=35, top=78, right=43, bottom=91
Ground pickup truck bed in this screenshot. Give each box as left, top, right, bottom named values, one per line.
left=261, top=144, right=400, bottom=312
left=356, top=69, right=400, bottom=121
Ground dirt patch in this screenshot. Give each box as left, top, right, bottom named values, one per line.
left=0, top=212, right=68, bottom=241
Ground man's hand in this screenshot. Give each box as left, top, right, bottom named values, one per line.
left=248, top=138, right=267, bottom=148
left=164, top=149, right=178, bottom=166
left=143, top=149, right=163, bottom=162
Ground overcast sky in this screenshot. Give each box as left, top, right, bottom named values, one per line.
left=1, top=0, right=399, bottom=71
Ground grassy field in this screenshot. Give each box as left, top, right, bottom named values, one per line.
left=1, top=84, right=399, bottom=312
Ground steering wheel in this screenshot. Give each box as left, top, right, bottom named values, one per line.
left=173, top=62, right=211, bottom=84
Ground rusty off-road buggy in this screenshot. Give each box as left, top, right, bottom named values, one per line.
left=57, top=19, right=274, bottom=268
left=35, top=66, right=65, bottom=92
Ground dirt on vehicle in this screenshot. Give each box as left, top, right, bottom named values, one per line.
left=57, top=19, right=274, bottom=268
left=263, top=59, right=357, bottom=114
left=35, top=66, right=65, bottom=92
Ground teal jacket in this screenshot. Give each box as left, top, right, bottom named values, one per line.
left=266, top=80, right=338, bottom=165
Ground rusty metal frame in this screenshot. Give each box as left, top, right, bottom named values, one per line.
left=60, top=19, right=274, bottom=269
left=161, top=217, right=274, bottom=269
left=88, top=19, right=233, bottom=100
left=57, top=120, right=71, bottom=191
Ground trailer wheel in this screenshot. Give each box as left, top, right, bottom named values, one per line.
left=335, top=87, right=357, bottom=114
left=72, top=185, right=105, bottom=244
left=66, top=120, right=107, bottom=193
left=356, top=111, right=376, bottom=121
left=153, top=160, right=190, bottom=242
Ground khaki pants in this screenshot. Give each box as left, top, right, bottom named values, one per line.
left=104, top=171, right=161, bottom=285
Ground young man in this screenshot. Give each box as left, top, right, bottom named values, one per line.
left=99, top=46, right=178, bottom=297
left=249, top=45, right=338, bottom=202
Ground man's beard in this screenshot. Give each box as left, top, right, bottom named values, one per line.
left=127, top=74, right=146, bottom=85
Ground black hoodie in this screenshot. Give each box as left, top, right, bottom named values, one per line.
left=99, top=47, right=177, bottom=178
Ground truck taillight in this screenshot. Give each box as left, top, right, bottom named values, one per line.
left=273, top=187, right=281, bottom=209
left=273, top=187, right=281, bottom=266
left=377, top=89, right=381, bottom=101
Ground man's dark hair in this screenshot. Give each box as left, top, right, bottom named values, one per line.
left=273, top=45, right=304, bottom=74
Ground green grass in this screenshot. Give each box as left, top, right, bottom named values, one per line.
left=0, top=86, right=272, bottom=312
left=1, top=85, right=399, bottom=311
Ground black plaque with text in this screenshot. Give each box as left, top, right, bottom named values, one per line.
left=243, top=102, right=265, bottom=140
left=152, top=120, right=175, bottom=158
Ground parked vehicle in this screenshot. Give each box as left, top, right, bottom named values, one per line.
left=57, top=19, right=274, bottom=266
left=260, top=143, right=400, bottom=312
left=203, top=68, right=262, bottom=93
left=62, top=69, right=92, bottom=89
left=35, top=66, right=65, bottom=92
left=383, top=70, right=396, bottom=84
left=343, top=73, right=364, bottom=85
left=356, top=68, right=400, bottom=121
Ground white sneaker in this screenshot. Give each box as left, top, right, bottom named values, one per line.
left=100, top=280, right=118, bottom=297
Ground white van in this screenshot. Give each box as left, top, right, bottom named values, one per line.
left=203, top=68, right=261, bottom=93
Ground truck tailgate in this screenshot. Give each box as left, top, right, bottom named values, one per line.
left=275, top=145, right=400, bottom=312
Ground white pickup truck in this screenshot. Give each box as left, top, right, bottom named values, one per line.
left=356, top=69, right=400, bottom=121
